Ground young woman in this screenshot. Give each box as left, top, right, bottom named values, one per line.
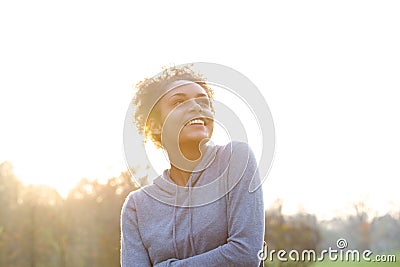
left=121, top=65, right=264, bottom=266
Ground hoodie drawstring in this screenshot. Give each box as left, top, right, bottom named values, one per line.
left=172, top=186, right=179, bottom=259
left=188, top=180, right=196, bottom=256
left=172, top=169, right=206, bottom=259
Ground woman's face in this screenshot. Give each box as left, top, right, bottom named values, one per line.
left=155, top=82, right=214, bottom=150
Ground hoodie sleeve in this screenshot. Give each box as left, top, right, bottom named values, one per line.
left=121, top=192, right=152, bottom=267
left=155, top=142, right=265, bottom=267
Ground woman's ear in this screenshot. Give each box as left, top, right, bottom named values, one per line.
left=149, top=118, right=161, bottom=134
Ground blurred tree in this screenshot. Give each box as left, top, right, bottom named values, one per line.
left=352, top=199, right=372, bottom=251
left=17, top=184, right=63, bottom=267
left=370, top=214, right=400, bottom=253
left=0, top=161, right=143, bottom=267
left=64, top=171, right=140, bottom=267
left=0, top=161, right=22, bottom=266
left=264, top=200, right=321, bottom=267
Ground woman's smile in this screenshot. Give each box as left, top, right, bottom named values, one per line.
left=185, top=118, right=206, bottom=126
left=157, top=82, right=214, bottom=147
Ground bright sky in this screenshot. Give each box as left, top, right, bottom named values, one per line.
left=1, top=1, right=399, bottom=219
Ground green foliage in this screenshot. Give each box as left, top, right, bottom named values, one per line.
left=263, top=200, right=321, bottom=267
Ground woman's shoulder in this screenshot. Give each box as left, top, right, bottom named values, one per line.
left=216, top=141, right=254, bottom=159
left=123, top=184, right=156, bottom=208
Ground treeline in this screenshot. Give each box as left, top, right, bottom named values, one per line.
left=0, top=161, right=140, bottom=267
left=1, top=161, right=399, bottom=267
left=264, top=200, right=400, bottom=266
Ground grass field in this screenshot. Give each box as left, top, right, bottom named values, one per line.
left=311, top=261, right=399, bottom=267
left=264, top=251, right=399, bottom=267
left=310, top=251, right=399, bottom=267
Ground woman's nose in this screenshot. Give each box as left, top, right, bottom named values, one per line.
left=188, top=99, right=202, bottom=112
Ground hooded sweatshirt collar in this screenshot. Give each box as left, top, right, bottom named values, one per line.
left=147, top=141, right=218, bottom=207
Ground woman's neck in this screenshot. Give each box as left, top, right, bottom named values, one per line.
left=169, top=165, right=191, bottom=187
left=167, top=141, right=207, bottom=186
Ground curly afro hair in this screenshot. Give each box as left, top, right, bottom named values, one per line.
left=132, top=64, right=214, bottom=148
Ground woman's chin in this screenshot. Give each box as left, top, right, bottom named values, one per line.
left=179, top=134, right=211, bottom=146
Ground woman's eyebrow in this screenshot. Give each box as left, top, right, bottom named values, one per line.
left=168, top=93, right=207, bottom=99
left=196, top=93, right=208, bottom=98
left=168, top=93, right=186, bottom=99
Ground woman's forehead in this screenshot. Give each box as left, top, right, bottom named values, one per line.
left=161, top=82, right=208, bottom=100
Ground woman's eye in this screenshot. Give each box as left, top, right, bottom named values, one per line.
left=198, top=98, right=210, bottom=107
left=173, top=100, right=184, bottom=106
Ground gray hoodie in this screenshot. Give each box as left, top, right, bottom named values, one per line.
left=121, top=141, right=264, bottom=266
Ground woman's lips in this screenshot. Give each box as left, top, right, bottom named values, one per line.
left=185, top=118, right=206, bottom=126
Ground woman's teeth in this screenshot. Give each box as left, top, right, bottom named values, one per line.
left=186, top=118, right=205, bottom=126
